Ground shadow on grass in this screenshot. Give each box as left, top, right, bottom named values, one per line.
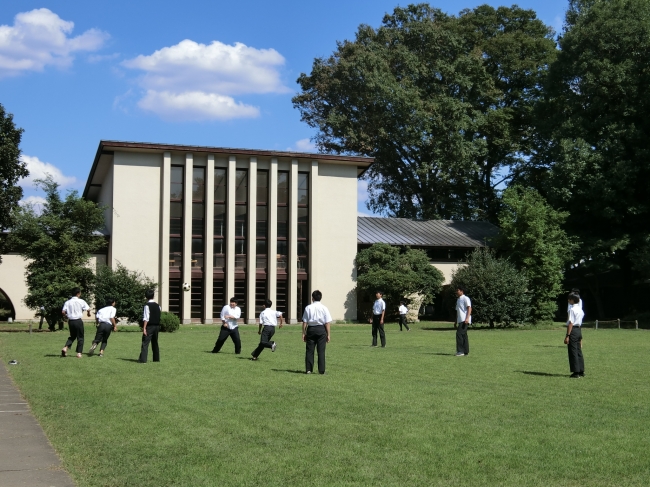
left=429, top=352, right=456, bottom=356
left=271, top=369, right=306, bottom=374
left=117, top=358, right=141, bottom=363
left=43, top=354, right=64, bottom=358
left=421, top=327, right=455, bottom=331
left=518, top=370, right=566, bottom=377
left=534, top=345, right=564, bottom=348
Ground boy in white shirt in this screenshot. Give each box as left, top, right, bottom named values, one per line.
left=371, top=291, right=386, bottom=347
left=565, top=292, right=585, bottom=378
left=398, top=300, right=410, bottom=331
left=212, top=297, right=242, bottom=354
left=89, top=298, right=117, bottom=357
left=61, top=287, right=91, bottom=358
left=455, top=287, right=471, bottom=356
left=251, top=299, right=283, bottom=360
left=302, top=290, right=332, bottom=374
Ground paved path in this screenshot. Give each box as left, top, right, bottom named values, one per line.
left=0, top=362, right=76, bottom=487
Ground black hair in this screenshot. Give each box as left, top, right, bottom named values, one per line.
left=400, top=300, right=406, bottom=305
left=456, top=286, right=465, bottom=294
left=72, top=287, right=81, bottom=296
left=571, top=288, right=580, bottom=295
left=375, top=290, right=383, bottom=295
left=105, top=297, right=115, bottom=307
left=568, top=292, right=580, bottom=304
left=145, top=289, right=155, bottom=300
left=264, top=299, right=272, bottom=308
left=229, top=297, right=238, bottom=304
left=312, top=290, right=322, bottom=302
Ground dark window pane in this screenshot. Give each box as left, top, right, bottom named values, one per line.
left=171, top=167, right=183, bottom=200
left=277, top=206, right=288, bottom=239
left=192, top=203, right=204, bottom=219
left=170, top=202, right=183, bottom=218
left=214, top=238, right=224, bottom=254
left=257, top=220, right=267, bottom=237
left=298, top=173, right=308, bottom=205
left=192, top=219, right=204, bottom=236
left=192, top=238, right=203, bottom=253
left=214, top=168, right=226, bottom=202
left=256, top=206, right=268, bottom=237
left=235, top=206, right=247, bottom=238
left=171, top=167, right=183, bottom=184
left=257, top=171, right=268, bottom=203
left=277, top=240, right=287, bottom=256
left=297, top=241, right=308, bottom=256
left=235, top=240, right=246, bottom=255
left=214, top=204, right=226, bottom=237
left=277, top=172, right=289, bottom=204
left=170, top=237, right=182, bottom=253
left=192, top=168, right=205, bottom=201
left=235, top=170, right=247, bottom=203
left=170, top=219, right=182, bottom=235
left=171, top=183, right=183, bottom=200
left=256, top=239, right=267, bottom=255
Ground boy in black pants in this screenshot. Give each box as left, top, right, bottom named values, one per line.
left=139, top=289, right=161, bottom=363
left=565, top=292, right=585, bottom=378
left=212, top=297, right=242, bottom=354
left=251, top=299, right=283, bottom=360
left=89, top=298, right=117, bottom=357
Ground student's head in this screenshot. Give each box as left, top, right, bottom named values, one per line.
left=105, top=297, right=116, bottom=307
left=72, top=287, right=81, bottom=297
left=145, top=289, right=155, bottom=300
left=375, top=291, right=383, bottom=299
left=571, top=288, right=580, bottom=296
left=456, top=287, right=465, bottom=297
left=264, top=299, right=272, bottom=308
left=568, top=292, right=580, bottom=305
left=229, top=297, right=238, bottom=306
left=312, top=290, right=322, bottom=302
left=400, top=300, right=405, bottom=305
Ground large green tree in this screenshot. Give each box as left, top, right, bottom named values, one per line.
left=526, top=0, right=650, bottom=281
left=0, top=103, right=28, bottom=262
left=356, top=243, right=444, bottom=321
left=293, top=3, right=556, bottom=221
left=94, top=264, right=157, bottom=324
left=495, top=186, right=577, bottom=322
left=9, top=176, right=105, bottom=328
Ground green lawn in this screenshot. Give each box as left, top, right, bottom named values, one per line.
left=1, top=323, right=649, bottom=487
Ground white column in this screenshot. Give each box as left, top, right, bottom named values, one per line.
left=226, top=156, right=236, bottom=301
left=288, top=159, right=299, bottom=323
left=309, top=161, right=319, bottom=291
left=268, top=158, right=278, bottom=307
left=159, top=152, right=171, bottom=310
left=182, top=153, right=193, bottom=323
left=204, top=155, right=215, bottom=324
left=246, top=158, right=257, bottom=323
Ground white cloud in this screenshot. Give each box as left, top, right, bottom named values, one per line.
left=0, top=8, right=109, bottom=78
left=18, top=155, right=77, bottom=188
left=19, top=195, right=47, bottom=208
left=358, top=179, right=369, bottom=203
left=122, top=39, right=288, bottom=121
left=287, top=138, right=316, bottom=152
left=138, top=90, right=259, bottom=121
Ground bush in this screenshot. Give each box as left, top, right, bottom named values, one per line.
left=94, top=264, right=157, bottom=323
left=159, top=311, right=180, bottom=333
left=450, top=248, right=531, bottom=327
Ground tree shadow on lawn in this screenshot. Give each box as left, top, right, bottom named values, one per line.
left=271, top=369, right=307, bottom=374
left=517, top=370, right=567, bottom=377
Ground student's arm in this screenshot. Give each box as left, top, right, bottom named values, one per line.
left=565, top=321, right=573, bottom=345
left=325, top=322, right=331, bottom=343
left=278, top=314, right=283, bottom=328
left=142, top=305, right=149, bottom=336
left=110, top=317, right=117, bottom=331
left=464, top=306, right=472, bottom=324
left=380, top=306, right=385, bottom=325
left=258, top=323, right=263, bottom=335
left=302, top=321, right=307, bottom=342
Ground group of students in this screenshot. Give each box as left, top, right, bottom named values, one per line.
left=59, top=284, right=586, bottom=377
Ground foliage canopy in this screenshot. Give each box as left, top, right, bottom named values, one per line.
left=94, top=263, right=157, bottom=324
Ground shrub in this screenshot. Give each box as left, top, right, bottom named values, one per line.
left=159, top=311, right=180, bottom=333
left=450, top=248, right=531, bottom=327
left=94, top=264, right=157, bottom=323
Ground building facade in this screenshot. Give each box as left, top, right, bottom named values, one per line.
left=83, top=141, right=373, bottom=324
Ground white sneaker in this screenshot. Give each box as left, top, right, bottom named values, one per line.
left=455, top=352, right=465, bottom=356
left=271, top=342, right=277, bottom=352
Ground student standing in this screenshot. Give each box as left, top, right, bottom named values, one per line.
left=212, top=297, right=242, bottom=354
left=139, top=289, right=161, bottom=363
left=371, top=291, right=386, bottom=347
left=89, top=298, right=117, bottom=357
left=302, top=290, right=332, bottom=374
left=455, top=287, right=471, bottom=356
left=565, top=292, right=585, bottom=378
left=61, top=287, right=91, bottom=358
left=398, top=301, right=410, bottom=331
left=251, top=300, right=283, bottom=360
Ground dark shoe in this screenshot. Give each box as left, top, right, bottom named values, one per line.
left=251, top=356, right=258, bottom=361
left=61, top=349, right=67, bottom=357
left=570, top=373, right=581, bottom=379
left=319, top=371, right=326, bottom=375
left=88, top=343, right=97, bottom=356
left=211, top=349, right=219, bottom=353
left=578, top=372, right=585, bottom=377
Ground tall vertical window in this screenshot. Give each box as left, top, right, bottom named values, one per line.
left=297, top=172, right=309, bottom=318
left=169, top=166, right=184, bottom=316
left=256, top=170, right=269, bottom=317
left=213, top=167, right=227, bottom=316
left=234, top=170, right=248, bottom=270
left=277, top=171, right=289, bottom=271
left=190, top=167, right=205, bottom=319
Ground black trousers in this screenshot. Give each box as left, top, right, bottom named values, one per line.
left=456, top=322, right=469, bottom=355
left=139, top=325, right=160, bottom=363
left=252, top=325, right=276, bottom=358
left=213, top=326, right=242, bottom=354
left=372, top=314, right=386, bottom=347
left=399, top=314, right=410, bottom=331
left=92, top=322, right=113, bottom=351
left=305, top=326, right=327, bottom=374
left=567, top=327, right=584, bottom=373
left=65, top=319, right=85, bottom=353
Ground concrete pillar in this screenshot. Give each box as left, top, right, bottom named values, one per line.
left=182, top=153, right=193, bottom=323
left=226, top=156, right=236, bottom=301
left=246, top=157, right=257, bottom=323
left=288, top=159, right=299, bottom=323
left=309, top=161, right=319, bottom=291
left=203, top=154, right=215, bottom=323
left=159, top=152, right=171, bottom=310
left=268, top=158, right=278, bottom=307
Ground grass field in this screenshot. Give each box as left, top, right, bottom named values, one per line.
left=1, top=322, right=649, bottom=487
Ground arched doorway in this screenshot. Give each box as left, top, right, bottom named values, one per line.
left=0, top=288, right=16, bottom=321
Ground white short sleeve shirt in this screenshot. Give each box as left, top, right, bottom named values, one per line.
left=456, top=295, right=472, bottom=324
left=568, top=304, right=584, bottom=327
left=373, top=298, right=386, bottom=315
left=96, top=305, right=116, bottom=324
left=221, top=305, right=241, bottom=329
left=62, top=296, right=90, bottom=320
left=260, top=308, right=282, bottom=327
left=399, top=305, right=408, bottom=315
left=302, top=302, right=332, bottom=327
left=567, top=298, right=583, bottom=314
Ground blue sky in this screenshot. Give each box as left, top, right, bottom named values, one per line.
left=1, top=0, right=569, bottom=215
